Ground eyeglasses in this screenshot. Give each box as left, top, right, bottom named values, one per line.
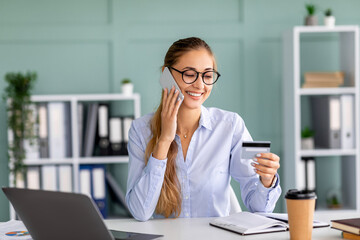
left=169, top=67, right=220, bottom=85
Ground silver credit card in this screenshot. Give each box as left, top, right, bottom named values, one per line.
left=241, top=141, right=271, bottom=159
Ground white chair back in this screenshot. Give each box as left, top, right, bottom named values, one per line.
left=229, top=185, right=242, bottom=214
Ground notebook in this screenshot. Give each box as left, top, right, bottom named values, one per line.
left=209, top=212, right=329, bottom=235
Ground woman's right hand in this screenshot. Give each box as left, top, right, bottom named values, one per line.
left=153, top=87, right=182, bottom=160
left=159, top=86, right=182, bottom=143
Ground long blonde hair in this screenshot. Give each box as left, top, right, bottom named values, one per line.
left=145, top=37, right=216, bottom=218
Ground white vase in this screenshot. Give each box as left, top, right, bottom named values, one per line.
left=324, top=16, right=335, bottom=27
left=122, top=83, right=133, bottom=96
left=301, top=137, right=314, bottom=150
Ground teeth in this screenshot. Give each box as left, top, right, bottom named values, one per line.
left=186, top=91, right=202, bottom=97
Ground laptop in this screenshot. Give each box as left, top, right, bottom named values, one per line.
left=2, top=187, right=163, bottom=240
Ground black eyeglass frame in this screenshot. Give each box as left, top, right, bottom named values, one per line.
left=169, top=67, right=221, bottom=85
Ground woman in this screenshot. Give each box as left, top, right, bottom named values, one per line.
left=125, top=37, right=281, bottom=221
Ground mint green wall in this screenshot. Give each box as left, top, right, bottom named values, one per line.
left=1, top=0, right=360, bottom=221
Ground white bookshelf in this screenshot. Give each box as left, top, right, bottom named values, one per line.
left=283, top=26, right=360, bottom=213
left=9, top=93, right=141, bottom=219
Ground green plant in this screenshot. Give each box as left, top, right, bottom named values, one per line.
left=325, top=8, right=332, bottom=17
left=3, top=71, right=37, bottom=183
left=306, top=4, right=316, bottom=15
left=301, top=126, right=314, bottom=138
left=122, top=78, right=131, bottom=84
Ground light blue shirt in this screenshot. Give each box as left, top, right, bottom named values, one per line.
left=126, top=106, right=281, bottom=221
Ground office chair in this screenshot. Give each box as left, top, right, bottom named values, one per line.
left=229, top=185, right=242, bottom=214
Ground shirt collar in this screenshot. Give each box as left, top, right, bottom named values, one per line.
left=199, top=105, right=213, bottom=131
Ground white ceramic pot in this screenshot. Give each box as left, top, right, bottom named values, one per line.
left=301, top=137, right=314, bottom=150
left=122, top=83, right=134, bottom=96
left=324, top=16, right=336, bottom=27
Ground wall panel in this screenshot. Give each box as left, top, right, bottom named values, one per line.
left=0, top=41, right=111, bottom=94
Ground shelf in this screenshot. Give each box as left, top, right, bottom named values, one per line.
left=24, top=159, right=74, bottom=165
left=298, top=87, right=356, bottom=96
left=24, top=156, right=129, bottom=165
left=31, top=93, right=140, bottom=102
left=283, top=25, right=360, bottom=213
left=294, top=25, right=359, bottom=33
left=300, top=149, right=357, bottom=157
left=78, top=156, right=129, bottom=164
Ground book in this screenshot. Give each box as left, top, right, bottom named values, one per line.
left=302, top=82, right=342, bottom=88
left=332, top=218, right=360, bottom=235
left=302, top=72, right=344, bottom=88
left=342, top=231, right=360, bottom=240
left=210, top=212, right=329, bottom=235
left=304, top=72, right=344, bottom=83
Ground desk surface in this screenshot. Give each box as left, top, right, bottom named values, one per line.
left=105, top=212, right=360, bottom=240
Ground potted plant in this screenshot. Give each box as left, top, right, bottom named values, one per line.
left=3, top=71, right=37, bottom=185
left=305, top=4, right=318, bottom=26
left=301, top=126, right=315, bottom=149
left=324, top=8, right=336, bottom=27
left=121, top=78, right=133, bottom=96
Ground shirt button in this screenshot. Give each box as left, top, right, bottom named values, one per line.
left=185, top=195, right=189, bottom=199
left=185, top=213, right=189, bottom=217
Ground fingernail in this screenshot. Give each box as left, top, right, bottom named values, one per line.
left=253, top=158, right=258, bottom=162
left=254, top=169, right=257, bottom=173
left=251, top=163, right=256, bottom=167
left=175, top=89, right=178, bottom=93
left=256, top=153, right=261, bottom=157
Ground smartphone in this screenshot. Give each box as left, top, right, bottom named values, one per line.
left=159, top=67, right=184, bottom=101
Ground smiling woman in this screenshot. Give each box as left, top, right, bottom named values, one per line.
left=125, top=37, right=281, bottom=221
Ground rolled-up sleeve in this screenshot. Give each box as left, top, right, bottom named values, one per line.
left=229, top=113, right=281, bottom=213
left=125, top=121, right=167, bottom=221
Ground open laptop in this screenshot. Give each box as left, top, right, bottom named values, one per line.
left=2, top=187, right=163, bottom=240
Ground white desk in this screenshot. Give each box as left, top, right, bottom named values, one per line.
left=105, top=212, right=360, bottom=240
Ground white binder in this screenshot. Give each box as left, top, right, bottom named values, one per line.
left=58, top=165, right=73, bottom=192
left=41, top=166, right=57, bottom=191
left=27, top=166, right=40, bottom=190
left=340, top=94, right=355, bottom=149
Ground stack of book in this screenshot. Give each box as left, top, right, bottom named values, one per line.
left=331, top=218, right=360, bottom=239
left=302, top=71, right=344, bottom=88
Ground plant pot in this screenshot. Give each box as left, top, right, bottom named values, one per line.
left=301, top=137, right=314, bottom=150
left=305, top=15, right=318, bottom=26
left=122, top=83, right=134, bottom=96
left=324, top=16, right=336, bottom=27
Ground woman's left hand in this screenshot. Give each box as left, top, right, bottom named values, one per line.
left=251, top=153, right=280, bottom=188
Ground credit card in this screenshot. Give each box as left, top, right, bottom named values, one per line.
left=241, top=141, right=271, bottom=159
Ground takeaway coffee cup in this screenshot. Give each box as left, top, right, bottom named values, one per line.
left=285, top=189, right=317, bottom=240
